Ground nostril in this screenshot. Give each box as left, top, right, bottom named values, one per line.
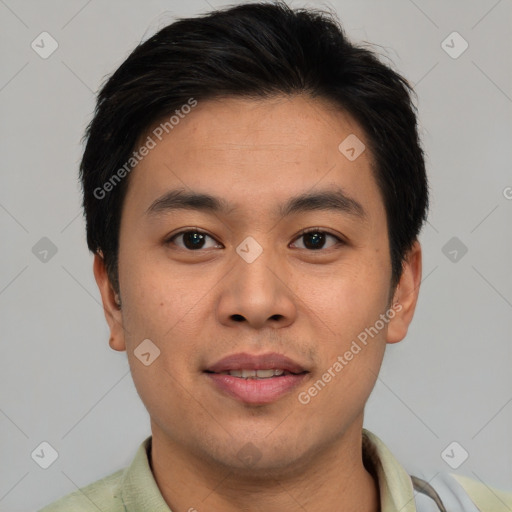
left=231, top=314, right=245, bottom=322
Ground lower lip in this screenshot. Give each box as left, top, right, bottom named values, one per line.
left=205, top=373, right=308, bottom=404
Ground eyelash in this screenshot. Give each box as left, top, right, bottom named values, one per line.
left=165, top=227, right=345, bottom=251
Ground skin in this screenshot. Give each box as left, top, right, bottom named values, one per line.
left=94, top=94, right=422, bottom=512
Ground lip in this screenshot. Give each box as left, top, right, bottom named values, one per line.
left=206, top=373, right=308, bottom=404
left=204, top=352, right=309, bottom=405
left=205, top=352, right=307, bottom=374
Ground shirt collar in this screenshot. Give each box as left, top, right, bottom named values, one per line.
left=362, top=428, right=417, bottom=512
left=120, top=430, right=416, bottom=512
left=120, top=436, right=172, bottom=511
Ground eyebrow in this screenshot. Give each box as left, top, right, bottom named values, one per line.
left=145, top=187, right=366, bottom=220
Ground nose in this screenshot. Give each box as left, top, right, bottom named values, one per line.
left=215, top=241, right=297, bottom=330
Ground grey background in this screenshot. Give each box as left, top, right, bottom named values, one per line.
left=1, top=0, right=511, bottom=510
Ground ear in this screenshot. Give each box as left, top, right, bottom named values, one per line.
left=386, top=240, right=422, bottom=344
left=93, top=251, right=126, bottom=352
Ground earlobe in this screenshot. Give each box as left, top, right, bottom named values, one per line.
left=109, top=335, right=124, bottom=351
left=92, top=252, right=127, bottom=352
left=386, top=241, right=422, bottom=344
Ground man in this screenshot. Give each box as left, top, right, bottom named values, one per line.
left=40, top=2, right=512, bottom=511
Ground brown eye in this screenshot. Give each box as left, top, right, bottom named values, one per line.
left=167, top=230, right=221, bottom=250
left=291, top=230, right=342, bottom=250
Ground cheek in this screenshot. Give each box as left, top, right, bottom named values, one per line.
left=119, top=247, right=210, bottom=339
left=129, top=359, right=198, bottom=446
left=298, top=279, right=388, bottom=418
left=295, top=257, right=391, bottom=340
left=121, top=269, right=201, bottom=419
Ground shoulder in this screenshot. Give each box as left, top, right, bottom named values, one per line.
left=413, top=471, right=512, bottom=512
left=38, top=436, right=156, bottom=512
left=38, top=468, right=125, bottom=512
left=448, top=472, right=512, bottom=512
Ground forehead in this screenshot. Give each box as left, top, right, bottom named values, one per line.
left=123, top=94, right=382, bottom=221
left=145, top=95, right=366, bottom=164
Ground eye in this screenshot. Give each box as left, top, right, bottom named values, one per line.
left=290, top=229, right=344, bottom=250
left=166, top=229, right=222, bottom=251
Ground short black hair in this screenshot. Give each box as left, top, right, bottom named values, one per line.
left=80, top=0, right=428, bottom=296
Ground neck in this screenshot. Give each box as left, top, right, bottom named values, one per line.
left=150, top=420, right=380, bottom=512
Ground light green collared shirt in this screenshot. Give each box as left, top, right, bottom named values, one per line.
left=39, top=429, right=512, bottom=512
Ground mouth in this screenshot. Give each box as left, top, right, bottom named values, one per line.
left=204, top=352, right=309, bottom=404
left=210, top=368, right=301, bottom=379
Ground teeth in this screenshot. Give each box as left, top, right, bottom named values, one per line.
left=220, top=369, right=286, bottom=378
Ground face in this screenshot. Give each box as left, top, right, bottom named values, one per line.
left=95, top=94, right=421, bottom=475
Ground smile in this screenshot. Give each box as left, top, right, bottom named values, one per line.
left=217, top=369, right=294, bottom=378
